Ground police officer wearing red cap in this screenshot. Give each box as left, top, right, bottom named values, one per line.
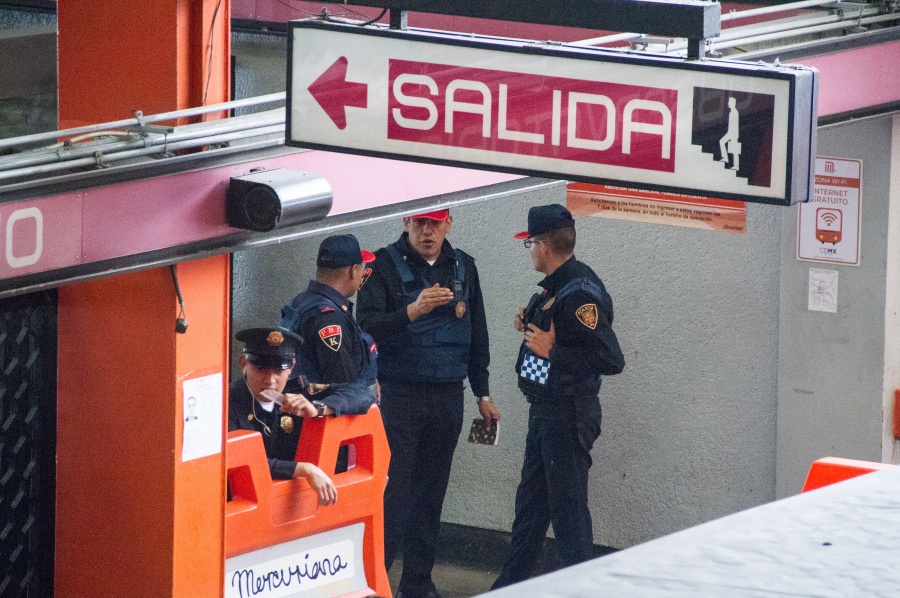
left=280, top=234, right=379, bottom=395
left=492, top=204, right=625, bottom=589
left=228, top=327, right=374, bottom=505
left=357, top=209, right=500, bottom=598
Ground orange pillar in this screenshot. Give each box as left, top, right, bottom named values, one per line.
left=57, top=0, right=230, bottom=129
left=55, top=2, right=231, bottom=597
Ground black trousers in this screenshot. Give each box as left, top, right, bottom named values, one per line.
left=493, top=395, right=602, bottom=589
left=381, top=379, right=464, bottom=593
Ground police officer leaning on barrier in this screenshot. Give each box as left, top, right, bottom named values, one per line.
left=357, top=209, right=501, bottom=598
left=227, top=327, right=374, bottom=506
left=492, top=204, right=625, bottom=589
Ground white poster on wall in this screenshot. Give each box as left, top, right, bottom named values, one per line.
left=808, top=268, right=839, bottom=313
left=797, top=157, right=862, bottom=266
left=181, top=373, right=223, bottom=462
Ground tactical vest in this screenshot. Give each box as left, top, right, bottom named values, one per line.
left=279, top=291, right=378, bottom=387
left=517, top=276, right=610, bottom=402
left=377, top=244, right=472, bottom=382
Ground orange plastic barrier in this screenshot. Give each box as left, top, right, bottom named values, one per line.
left=226, top=404, right=391, bottom=597
left=801, top=456, right=893, bottom=493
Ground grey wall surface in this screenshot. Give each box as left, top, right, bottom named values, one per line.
left=776, top=116, right=896, bottom=497
left=232, top=181, right=785, bottom=548
left=232, top=31, right=286, bottom=113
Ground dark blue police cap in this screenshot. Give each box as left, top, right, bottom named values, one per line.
left=316, top=234, right=376, bottom=268
left=514, top=204, right=575, bottom=239
left=235, top=327, right=302, bottom=370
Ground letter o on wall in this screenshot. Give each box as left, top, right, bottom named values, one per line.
left=6, top=207, right=43, bottom=268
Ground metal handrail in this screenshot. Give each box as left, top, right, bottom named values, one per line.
left=0, top=92, right=286, bottom=151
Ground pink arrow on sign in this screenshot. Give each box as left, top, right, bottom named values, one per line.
left=307, top=56, right=368, bottom=130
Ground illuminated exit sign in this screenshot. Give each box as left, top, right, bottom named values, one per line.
left=287, top=20, right=818, bottom=205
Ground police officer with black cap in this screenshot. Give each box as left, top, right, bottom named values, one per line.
left=227, top=327, right=373, bottom=505
left=492, top=204, right=625, bottom=589
left=279, top=234, right=378, bottom=395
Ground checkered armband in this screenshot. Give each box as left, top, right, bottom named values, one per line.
left=519, top=353, right=550, bottom=385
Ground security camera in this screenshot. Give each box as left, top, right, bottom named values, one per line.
left=227, top=168, right=333, bottom=232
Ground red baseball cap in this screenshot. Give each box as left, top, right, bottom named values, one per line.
left=410, top=209, right=450, bottom=221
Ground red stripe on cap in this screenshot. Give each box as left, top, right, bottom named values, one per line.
left=411, top=209, right=449, bottom=221
left=361, top=250, right=376, bottom=263
left=514, top=231, right=530, bottom=239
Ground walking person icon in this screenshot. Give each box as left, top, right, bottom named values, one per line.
left=718, top=97, right=741, bottom=171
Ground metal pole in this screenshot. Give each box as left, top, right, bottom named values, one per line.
left=571, top=0, right=848, bottom=47
left=0, top=92, right=286, bottom=151
left=662, top=5, right=881, bottom=54
left=0, top=109, right=285, bottom=173
left=709, top=12, right=899, bottom=54
left=0, top=125, right=285, bottom=182
left=722, top=0, right=838, bottom=22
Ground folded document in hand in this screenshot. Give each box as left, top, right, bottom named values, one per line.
left=468, top=418, right=499, bottom=446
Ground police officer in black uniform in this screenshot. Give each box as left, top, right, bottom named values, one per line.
left=227, top=327, right=374, bottom=505
left=357, top=209, right=500, bottom=598
left=492, top=204, right=625, bottom=589
left=280, top=234, right=378, bottom=394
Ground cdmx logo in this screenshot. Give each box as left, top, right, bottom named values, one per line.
left=691, top=87, right=775, bottom=187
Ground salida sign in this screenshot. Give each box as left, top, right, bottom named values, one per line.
left=288, top=20, right=818, bottom=205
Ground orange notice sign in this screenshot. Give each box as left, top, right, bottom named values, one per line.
left=567, top=183, right=746, bottom=234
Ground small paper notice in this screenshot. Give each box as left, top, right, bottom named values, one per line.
left=808, top=268, right=838, bottom=313
left=182, top=373, right=223, bottom=462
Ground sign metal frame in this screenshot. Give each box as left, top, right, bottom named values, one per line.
left=287, top=20, right=818, bottom=206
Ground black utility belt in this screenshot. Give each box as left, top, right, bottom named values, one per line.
left=524, top=382, right=601, bottom=403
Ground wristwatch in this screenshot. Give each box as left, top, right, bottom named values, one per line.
left=312, top=400, right=327, bottom=418
left=477, top=396, right=493, bottom=404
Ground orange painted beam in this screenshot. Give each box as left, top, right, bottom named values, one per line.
left=56, top=258, right=230, bottom=597
left=56, top=268, right=178, bottom=596
left=58, top=0, right=230, bottom=129
left=56, top=3, right=232, bottom=596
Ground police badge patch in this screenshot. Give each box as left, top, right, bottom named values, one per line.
left=318, top=325, right=342, bottom=351
left=575, top=304, right=599, bottom=329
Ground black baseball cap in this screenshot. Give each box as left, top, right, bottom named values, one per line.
left=236, top=327, right=303, bottom=370
left=514, top=204, right=576, bottom=239
left=316, top=234, right=376, bottom=268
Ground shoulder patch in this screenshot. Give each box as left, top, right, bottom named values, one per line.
left=575, top=304, right=599, bottom=330
left=318, top=325, right=343, bottom=351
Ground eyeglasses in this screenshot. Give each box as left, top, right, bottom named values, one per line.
left=523, top=238, right=542, bottom=249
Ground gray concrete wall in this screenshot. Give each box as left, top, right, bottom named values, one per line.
left=776, top=116, right=897, bottom=497
left=232, top=181, right=784, bottom=548
left=885, top=116, right=900, bottom=465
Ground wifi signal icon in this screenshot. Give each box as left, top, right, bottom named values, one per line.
left=816, top=208, right=842, bottom=244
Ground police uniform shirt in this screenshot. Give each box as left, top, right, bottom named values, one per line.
left=519, top=255, right=624, bottom=394
left=356, top=232, right=490, bottom=397
left=291, top=280, right=369, bottom=384
left=227, top=379, right=304, bottom=479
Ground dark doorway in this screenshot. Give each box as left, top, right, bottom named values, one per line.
left=1, top=291, right=57, bottom=598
